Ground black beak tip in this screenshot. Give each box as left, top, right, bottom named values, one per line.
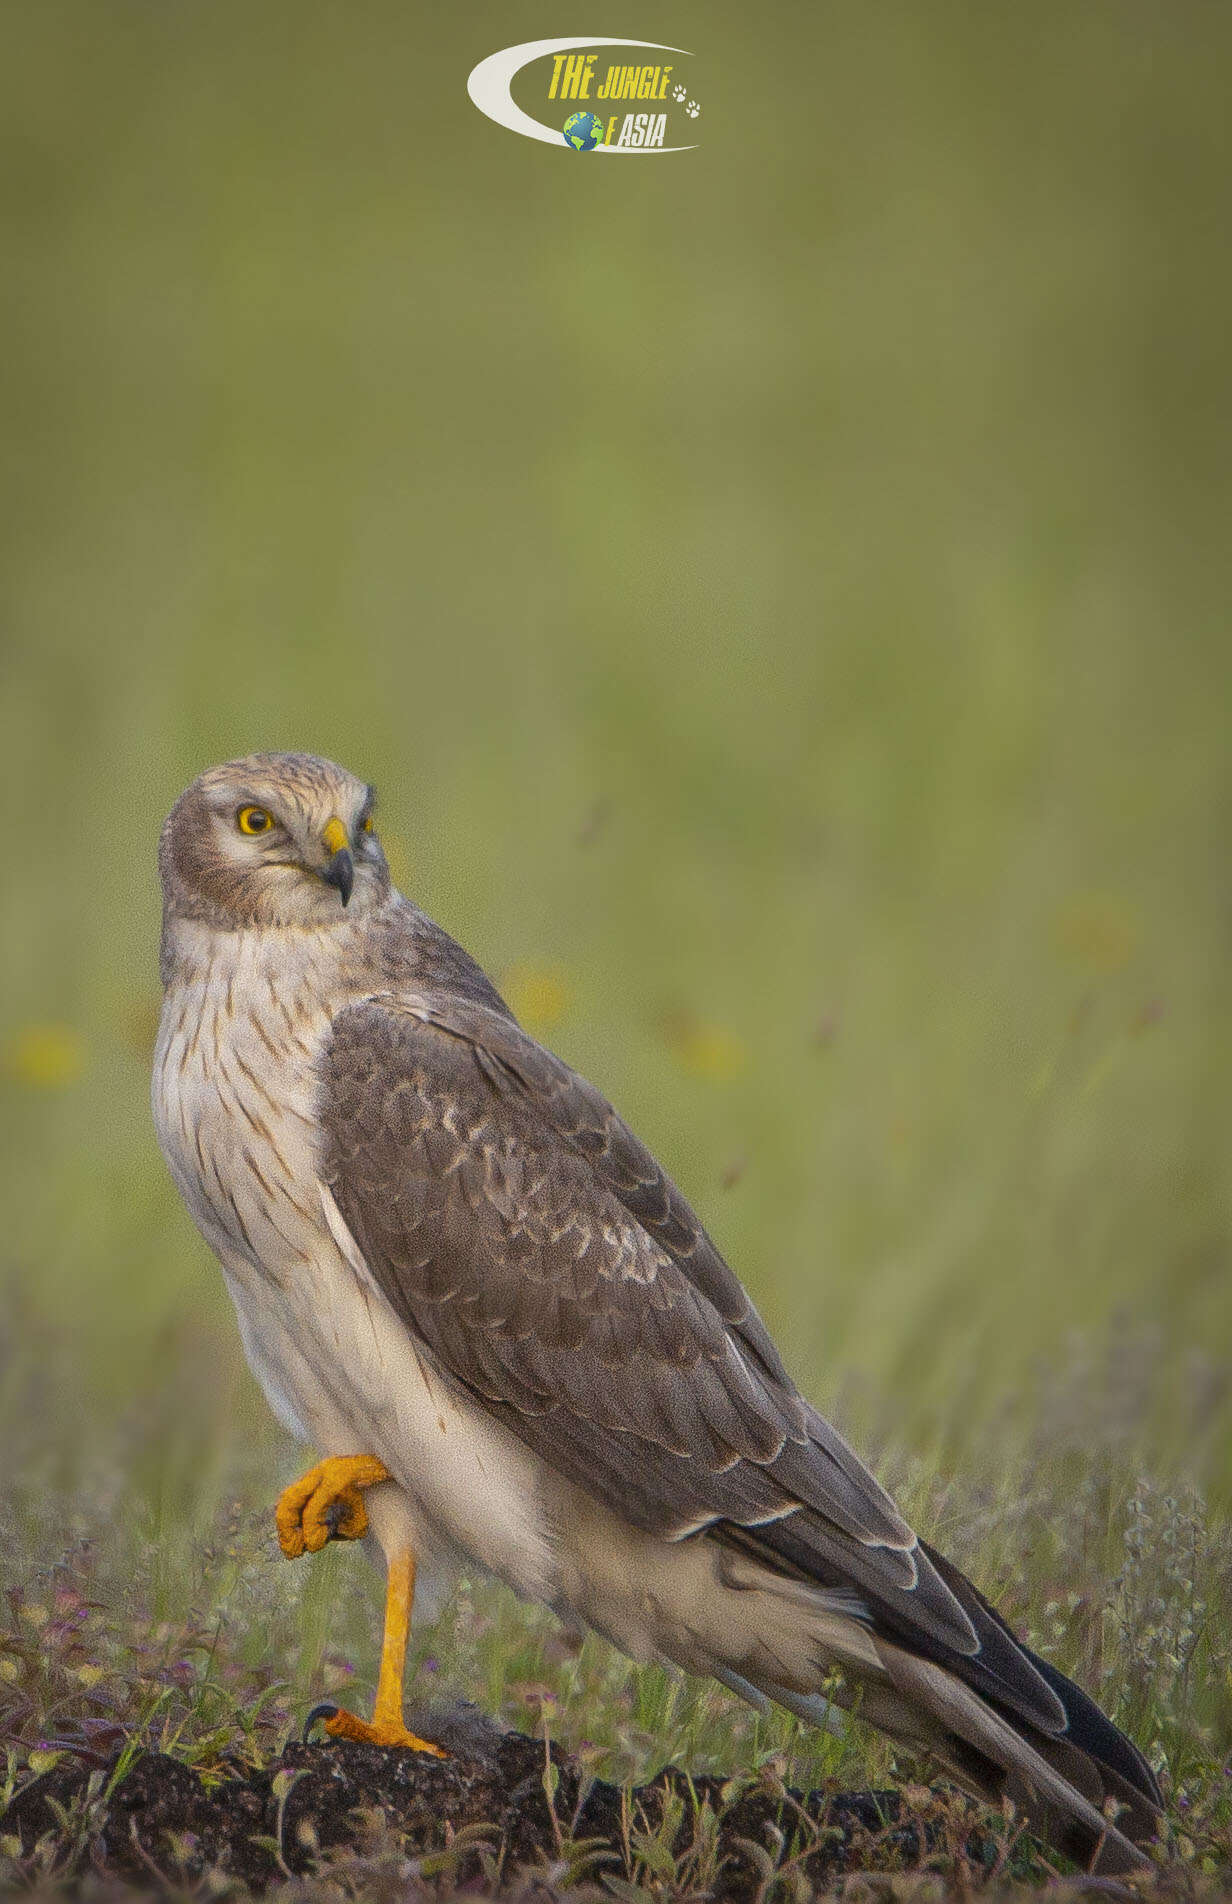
left=323, top=847, right=355, bottom=906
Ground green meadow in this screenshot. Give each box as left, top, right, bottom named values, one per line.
left=1, top=0, right=1229, bottom=1885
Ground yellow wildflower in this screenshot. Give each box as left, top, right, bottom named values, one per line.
left=503, top=963, right=571, bottom=1034
left=5, top=1023, right=85, bottom=1088
left=1054, top=894, right=1138, bottom=974
left=659, top=1010, right=747, bottom=1082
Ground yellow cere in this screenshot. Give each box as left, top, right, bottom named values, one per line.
left=322, top=816, right=349, bottom=855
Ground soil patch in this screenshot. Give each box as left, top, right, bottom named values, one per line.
left=4, top=1705, right=948, bottom=1896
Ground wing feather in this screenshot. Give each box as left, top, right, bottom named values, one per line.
left=318, top=991, right=1067, bottom=1725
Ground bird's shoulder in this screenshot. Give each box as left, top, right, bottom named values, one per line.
left=320, top=979, right=793, bottom=1391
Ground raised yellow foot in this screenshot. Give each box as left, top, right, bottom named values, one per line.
left=275, top=1454, right=392, bottom=1557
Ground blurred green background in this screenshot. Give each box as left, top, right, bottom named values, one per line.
left=1, top=0, right=1229, bottom=1620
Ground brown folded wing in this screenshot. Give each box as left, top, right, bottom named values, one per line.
left=318, top=991, right=1065, bottom=1733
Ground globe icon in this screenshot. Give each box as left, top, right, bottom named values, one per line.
left=563, top=111, right=604, bottom=151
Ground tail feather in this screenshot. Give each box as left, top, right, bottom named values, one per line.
left=708, top=1508, right=1162, bottom=1870
left=915, top=1542, right=1162, bottom=1850
left=736, top=1641, right=1160, bottom=1875
left=874, top=1640, right=1157, bottom=1876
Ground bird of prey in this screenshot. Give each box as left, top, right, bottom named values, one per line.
left=153, top=752, right=1162, bottom=1874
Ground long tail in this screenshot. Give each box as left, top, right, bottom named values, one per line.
left=756, top=1644, right=1160, bottom=1876
left=875, top=1642, right=1158, bottom=1874
left=905, top=1539, right=1162, bottom=1871
left=723, top=1533, right=1162, bottom=1876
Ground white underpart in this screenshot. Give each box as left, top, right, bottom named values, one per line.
left=153, top=913, right=894, bottom=1694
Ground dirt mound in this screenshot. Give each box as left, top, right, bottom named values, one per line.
left=4, top=1706, right=943, bottom=1896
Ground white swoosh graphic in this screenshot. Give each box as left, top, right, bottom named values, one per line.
left=467, top=37, right=696, bottom=153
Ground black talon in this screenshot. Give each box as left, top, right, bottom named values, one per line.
left=304, top=1702, right=339, bottom=1742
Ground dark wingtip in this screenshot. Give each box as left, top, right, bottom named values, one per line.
left=1020, top=1641, right=1164, bottom=1812
left=917, top=1540, right=1163, bottom=1832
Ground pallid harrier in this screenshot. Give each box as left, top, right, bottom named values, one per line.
left=153, top=753, right=1162, bottom=1873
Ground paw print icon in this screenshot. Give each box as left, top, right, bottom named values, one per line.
left=686, top=99, right=701, bottom=118
left=671, top=83, right=687, bottom=102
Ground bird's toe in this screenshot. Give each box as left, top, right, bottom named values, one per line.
left=307, top=1703, right=449, bottom=1757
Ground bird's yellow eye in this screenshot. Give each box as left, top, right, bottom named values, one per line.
left=237, top=805, right=273, bottom=835
left=361, top=813, right=374, bottom=833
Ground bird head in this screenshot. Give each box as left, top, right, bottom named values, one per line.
left=159, top=752, right=392, bottom=929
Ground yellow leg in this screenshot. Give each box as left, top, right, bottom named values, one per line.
left=315, top=1548, right=446, bottom=1755
left=275, top=1454, right=392, bottom=1557
left=277, top=1460, right=445, bottom=1757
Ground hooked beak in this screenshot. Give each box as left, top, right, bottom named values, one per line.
left=320, top=817, right=354, bottom=907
